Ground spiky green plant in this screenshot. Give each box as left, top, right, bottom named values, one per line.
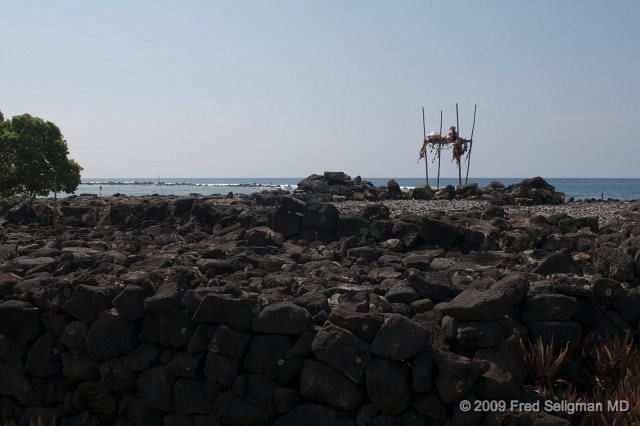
left=1, top=416, right=55, bottom=426
left=522, top=332, right=640, bottom=426
left=520, top=336, right=570, bottom=399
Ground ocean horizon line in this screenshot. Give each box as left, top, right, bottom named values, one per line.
left=81, top=177, right=640, bottom=180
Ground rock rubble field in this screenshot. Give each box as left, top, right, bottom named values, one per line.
left=0, top=172, right=639, bottom=426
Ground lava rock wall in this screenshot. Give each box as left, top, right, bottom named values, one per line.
left=1, top=181, right=639, bottom=425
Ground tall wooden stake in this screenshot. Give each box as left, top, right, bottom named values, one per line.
left=437, top=110, right=442, bottom=189
left=53, top=175, right=58, bottom=227
left=456, top=103, right=461, bottom=185
left=465, top=104, right=477, bottom=184
left=422, top=107, right=429, bottom=186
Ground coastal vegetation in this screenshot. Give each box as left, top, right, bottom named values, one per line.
left=522, top=333, right=640, bottom=425
left=0, top=111, right=82, bottom=198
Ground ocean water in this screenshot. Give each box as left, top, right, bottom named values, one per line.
left=63, top=177, right=640, bottom=201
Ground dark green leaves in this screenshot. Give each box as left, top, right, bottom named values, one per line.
left=0, top=113, right=83, bottom=197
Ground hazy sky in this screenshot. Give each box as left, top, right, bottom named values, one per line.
left=1, top=1, right=638, bottom=179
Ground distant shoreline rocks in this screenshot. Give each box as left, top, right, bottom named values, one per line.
left=250, top=171, right=568, bottom=206
left=81, top=181, right=294, bottom=189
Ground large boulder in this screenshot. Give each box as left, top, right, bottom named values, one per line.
left=387, top=180, right=403, bottom=199
left=473, top=347, right=526, bottom=401
left=528, top=321, right=582, bottom=355
left=412, top=184, right=434, bottom=200
left=303, top=202, right=339, bottom=234
left=62, top=285, right=119, bottom=323
left=519, top=295, right=578, bottom=323
left=270, top=212, right=303, bottom=237
left=361, top=204, right=390, bottom=222
left=243, top=334, right=303, bottom=386
left=490, top=274, right=530, bottom=306
left=434, top=350, right=490, bottom=404
left=276, top=195, right=305, bottom=214
left=139, top=310, right=196, bottom=349
left=442, top=289, right=511, bottom=321
left=87, top=309, right=139, bottom=360
left=173, top=378, right=221, bottom=414
left=612, top=288, right=640, bottom=322
left=252, top=303, right=312, bottom=335
left=531, top=248, right=583, bottom=276
left=408, top=272, right=462, bottom=300
left=324, top=171, right=351, bottom=185
left=370, top=315, right=429, bottom=360
left=192, top=295, right=260, bottom=331
left=419, top=218, right=463, bottom=248
left=337, top=216, right=369, bottom=239
left=208, top=324, right=253, bottom=358
left=0, top=300, right=42, bottom=345
left=593, top=247, right=634, bottom=282
left=299, top=359, right=364, bottom=411
left=24, top=333, right=65, bottom=378
left=311, top=322, right=371, bottom=384
left=365, top=358, right=412, bottom=415
left=328, top=308, right=386, bottom=341
left=137, top=365, right=175, bottom=411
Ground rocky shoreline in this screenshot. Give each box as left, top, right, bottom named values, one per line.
left=0, top=173, right=639, bottom=425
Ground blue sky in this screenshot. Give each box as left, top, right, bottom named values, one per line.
left=1, top=1, right=638, bottom=178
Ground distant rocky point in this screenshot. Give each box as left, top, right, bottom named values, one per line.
left=282, top=172, right=566, bottom=206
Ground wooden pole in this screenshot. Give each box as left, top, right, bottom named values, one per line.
left=465, top=104, right=477, bottom=184
left=422, top=107, right=429, bottom=186
left=456, top=103, right=461, bottom=185
left=437, top=110, right=442, bottom=189
left=53, top=175, right=58, bottom=227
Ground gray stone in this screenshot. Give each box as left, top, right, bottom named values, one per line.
left=519, top=294, right=578, bottom=323
left=312, top=322, right=371, bottom=384
left=434, top=350, right=490, bottom=404
left=527, top=321, right=582, bottom=355
left=442, top=289, right=511, bottom=321
left=412, top=393, right=447, bottom=422
left=208, top=323, right=252, bottom=357
left=457, top=321, right=504, bottom=348
left=173, top=378, right=221, bottom=414
left=0, top=300, right=42, bottom=345
left=61, top=285, right=118, bottom=323
left=204, top=352, right=239, bottom=387
left=137, top=365, right=175, bottom=412
left=112, top=285, right=146, bottom=321
left=613, top=288, right=640, bottom=321
left=252, top=302, right=312, bottom=335
left=531, top=248, right=582, bottom=276
left=370, top=315, right=429, bottom=360
left=87, top=309, right=139, bottom=360
left=244, top=334, right=303, bottom=386
left=366, top=357, right=412, bottom=415
left=300, top=359, right=364, bottom=411
left=25, top=333, right=65, bottom=378
left=192, top=294, right=259, bottom=331
left=59, top=320, right=89, bottom=354
left=165, top=351, right=205, bottom=379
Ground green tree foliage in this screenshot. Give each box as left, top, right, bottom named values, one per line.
left=0, top=111, right=82, bottom=197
